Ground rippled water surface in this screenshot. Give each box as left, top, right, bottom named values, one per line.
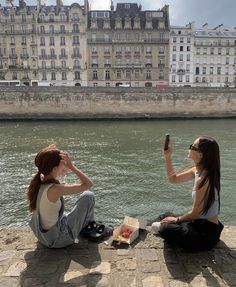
left=0, top=119, right=235, bottom=227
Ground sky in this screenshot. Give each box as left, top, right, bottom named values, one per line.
left=0, top=0, right=235, bottom=30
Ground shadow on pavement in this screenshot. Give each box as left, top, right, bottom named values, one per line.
left=20, top=238, right=102, bottom=287
left=163, top=240, right=236, bottom=287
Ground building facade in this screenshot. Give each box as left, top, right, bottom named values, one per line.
left=0, top=0, right=88, bottom=86
left=1, top=1, right=170, bottom=87
left=87, top=3, right=170, bottom=87
left=0, top=1, right=39, bottom=84
left=169, top=23, right=195, bottom=86
left=194, top=24, right=236, bottom=87
left=1, top=1, right=236, bottom=87
left=169, top=23, right=236, bottom=87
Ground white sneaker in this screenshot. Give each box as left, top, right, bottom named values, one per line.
left=152, top=222, right=161, bottom=234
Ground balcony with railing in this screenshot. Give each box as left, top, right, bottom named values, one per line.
left=47, top=55, right=57, bottom=60
left=8, top=65, right=18, bottom=69
left=9, top=54, right=18, bottom=59
left=39, top=55, right=47, bottom=60
left=22, top=76, right=30, bottom=80
left=71, top=54, right=82, bottom=59
left=20, top=54, right=29, bottom=59
left=59, top=55, right=68, bottom=59
left=177, top=69, right=186, bottom=75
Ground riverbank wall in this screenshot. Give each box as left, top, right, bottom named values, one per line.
left=0, top=87, right=236, bottom=119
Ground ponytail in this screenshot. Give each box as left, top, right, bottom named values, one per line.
left=27, top=172, right=41, bottom=212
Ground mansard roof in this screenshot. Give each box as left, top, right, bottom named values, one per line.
left=88, top=3, right=169, bottom=30
left=1, top=5, right=38, bottom=15
left=194, top=29, right=236, bottom=38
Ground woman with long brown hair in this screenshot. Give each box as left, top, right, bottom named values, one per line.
left=28, top=144, right=112, bottom=248
left=152, top=136, right=224, bottom=251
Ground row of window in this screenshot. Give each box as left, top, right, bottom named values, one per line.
left=41, top=71, right=80, bottom=81
left=91, top=46, right=165, bottom=53
left=40, top=47, right=80, bottom=57
left=90, top=32, right=166, bottom=42
left=195, top=57, right=236, bottom=65
left=195, top=77, right=234, bottom=83
left=39, top=13, right=80, bottom=22
left=8, top=12, right=80, bottom=23
left=39, top=24, right=79, bottom=34
left=172, top=37, right=192, bottom=44
left=172, top=37, right=236, bottom=46
left=172, top=46, right=191, bottom=52
left=195, top=66, right=236, bottom=75
left=171, top=75, right=234, bottom=83
left=40, top=60, right=80, bottom=69
left=171, top=75, right=190, bottom=82
left=172, top=54, right=191, bottom=61
left=92, top=69, right=165, bottom=80
left=195, top=40, right=236, bottom=46
left=40, top=36, right=79, bottom=46
left=196, top=47, right=236, bottom=55
left=2, top=24, right=80, bottom=34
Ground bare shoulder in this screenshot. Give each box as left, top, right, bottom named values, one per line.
left=191, top=166, right=197, bottom=174
left=195, top=174, right=209, bottom=191
left=47, top=184, right=61, bottom=203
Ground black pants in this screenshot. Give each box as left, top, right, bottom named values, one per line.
left=159, top=219, right=224, bottom=251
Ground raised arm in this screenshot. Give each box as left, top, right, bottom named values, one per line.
left=164, top=147, right=195, bottom=184
left=48, top=151, right=93, bottom=202
left=162, top=177, right=208, bottom=223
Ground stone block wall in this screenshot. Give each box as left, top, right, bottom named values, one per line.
left=0, top=87, right=235, bottom=119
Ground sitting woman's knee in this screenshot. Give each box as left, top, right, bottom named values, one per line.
left=80, top=190, right=95, bottom=204
left=159, top=222, right=175, bottom=238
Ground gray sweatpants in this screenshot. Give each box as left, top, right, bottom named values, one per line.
left=30, top=190, right=95, bottom=248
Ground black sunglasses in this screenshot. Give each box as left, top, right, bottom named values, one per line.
left=189, top=144, right=200, bottom=152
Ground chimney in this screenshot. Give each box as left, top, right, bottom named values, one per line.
left=214, top=24, right=224, bottom=32
left=19, top=0, right=25, bottom=9
left=202, top=23, right=208, bottom=32
left=37, top=0, right=41, bottom=11
left=56, top=0, right=62, bottom=8
left=84, top=0, right=89, bottom=14
left=110, top=0, right=114, bottom=11
left=190, top=21, right=195, bottom=29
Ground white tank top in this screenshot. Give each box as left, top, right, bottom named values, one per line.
left=192, top=172, right=219, bottom=219
left=38, top=183, right=62, bottom=230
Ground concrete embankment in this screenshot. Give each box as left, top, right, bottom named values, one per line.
left=0, top=87, right=236, bottom=119
left=0, top=227, right=235, bottom=286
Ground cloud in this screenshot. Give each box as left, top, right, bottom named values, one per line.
left=90, top=0, right=110, bottom=10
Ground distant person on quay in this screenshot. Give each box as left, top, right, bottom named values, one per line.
left=27, top=144, right=113, bottom=248
left=152, top=136, right=224, bottom=251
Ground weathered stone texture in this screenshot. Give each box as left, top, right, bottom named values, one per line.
left=0, top=227, right=235, bottom=286
left=0, top=87, right=236, bottom=119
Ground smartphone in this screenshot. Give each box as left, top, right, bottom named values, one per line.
left=164, top=134, right=170, bottom=151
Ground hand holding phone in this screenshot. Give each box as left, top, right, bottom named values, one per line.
left=164, top=134, right=170, bottom=151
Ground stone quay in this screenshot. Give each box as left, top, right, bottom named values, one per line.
left=0, top=87, right=236, bottom=119
left=0, top=226, right=235, bottom=287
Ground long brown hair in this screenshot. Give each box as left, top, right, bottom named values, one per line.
left=197, top=136, right=221, bottom=215
left=27, top=144, right=61, bottom=212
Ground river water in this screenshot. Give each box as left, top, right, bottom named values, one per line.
left=0, top=119, right=235, bottom=227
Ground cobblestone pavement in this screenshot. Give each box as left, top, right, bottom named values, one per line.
left=0, top=227, right=235, bottom=287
